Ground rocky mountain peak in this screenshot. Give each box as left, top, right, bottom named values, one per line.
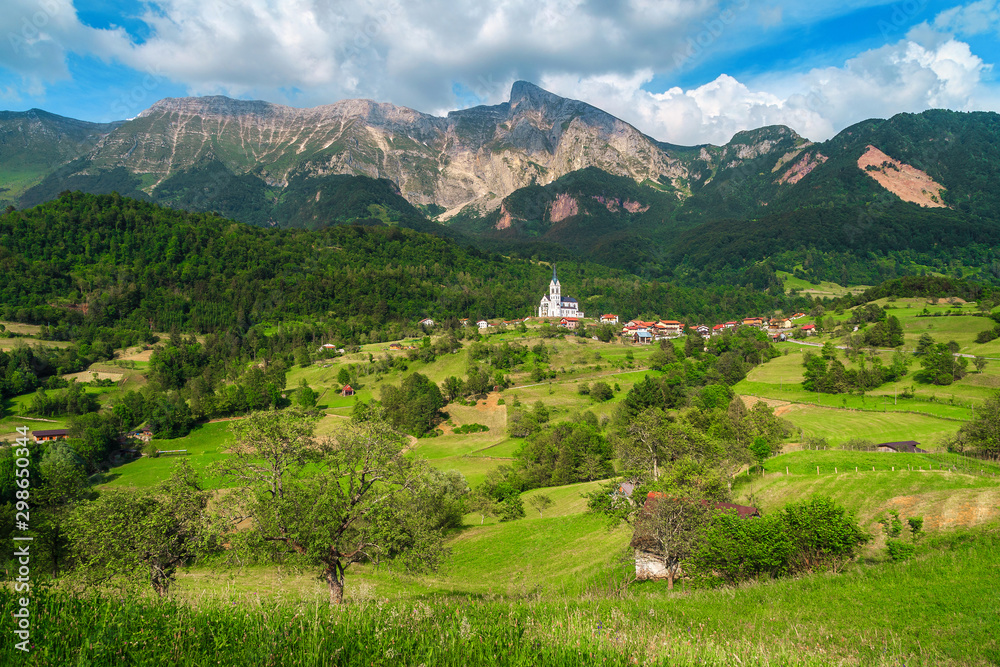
left=140, top=95, right=290, bottom=120
left=509, top=80, right=568, bottom=111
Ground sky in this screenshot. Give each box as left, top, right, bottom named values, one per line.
left=1, top=0, right=999, bottom=145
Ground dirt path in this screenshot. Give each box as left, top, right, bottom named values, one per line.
left=740, top=395, right=800, bottom=417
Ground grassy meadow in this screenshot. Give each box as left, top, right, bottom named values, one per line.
left=5, top=313, right=1000, bottom=665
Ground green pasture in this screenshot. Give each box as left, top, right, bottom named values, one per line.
left=102, top=421, right=234, bottom=489
left=777, top=270, right=868, bottom=298
left=736, top=451, right=1000, bottom=527
left=13, top=528, right=1000, bottom=666
left=779, top=404, right=962, bottom=446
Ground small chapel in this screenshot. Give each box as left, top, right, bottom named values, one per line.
left=538, top=265, right=583, bottom=319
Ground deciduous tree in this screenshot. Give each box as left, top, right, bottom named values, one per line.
left=215, top=410, right=450, bottom=604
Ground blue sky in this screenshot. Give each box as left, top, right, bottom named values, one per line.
left=1, top=0, right=998, bottom=144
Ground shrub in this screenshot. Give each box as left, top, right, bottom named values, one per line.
left=781, top=497, right=870, bottom=573
left=886, top=539, right=916, bottom=562
left=688, top=512, right=793, bottom=586
left=590, top=382, right=613, bottom=402
left=454, top=423, right=489, bottom=434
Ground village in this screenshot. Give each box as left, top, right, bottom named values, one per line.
left=416, top=266, right=815, bottom=343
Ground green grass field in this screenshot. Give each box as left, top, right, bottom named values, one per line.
left=101, top=421, right=234, bottom=489
left=736, top=451, right=1000, bottom=529
left=6, top=323, right=1000, bottom=665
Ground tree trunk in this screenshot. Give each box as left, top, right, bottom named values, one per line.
left=666, top=569, right=674, bottom=590
left=325, top=567, right=345, bottom=605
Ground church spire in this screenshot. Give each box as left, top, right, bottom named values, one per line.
left=552, top=264, right=558, bottom=282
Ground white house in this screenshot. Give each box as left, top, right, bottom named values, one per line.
left=419, top=318, right=435, bottom=327
left=538, top=265, right=584, bottom=319
left=477, top=320, right=490, bottom=329
left=601, top=314, right=619, bottom=324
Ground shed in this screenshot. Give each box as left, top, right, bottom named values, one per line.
left=342, top=385, right=355, bottom=397
left=876, top=441, right=927, bottom=453
left=32, top=429, right=70, bottom=443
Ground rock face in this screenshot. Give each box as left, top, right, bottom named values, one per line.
left=857, top=145, right=947, bottom=208
left=776, top=151, right=828, bottom=185
left=76, top=82, right=754, bottom=214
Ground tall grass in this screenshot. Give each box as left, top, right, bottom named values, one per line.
left=4, top=527, right=999, bottom=665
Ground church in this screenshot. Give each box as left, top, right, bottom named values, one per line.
left=538, top=266, right=583, bottom=319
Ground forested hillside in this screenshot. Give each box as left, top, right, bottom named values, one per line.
left=0, top=192, right=810, bottom=338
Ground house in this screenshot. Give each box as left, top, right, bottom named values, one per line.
left=321, top=343, right=337, bottom=350
left=659, top=320, right=684, bottom=334
left=31, top=429, right=70, bottom=443
left=876, top=441, right=927, bottom=453
left=769, top=317, right=793, bottom=329
left=800, top=324, right=816, bottom=336
left=477, top=320, right=490, bottom=329
left=725, top=321, right=738, bottom=328
left=601, top=314, right=619, bottom=324
left=342, top=385, right=355, bottom=397
left=695, top=324, right=711, bottom=338
left=459, top=318, right=470, bottom=327
left=389, top=343, right=403, bottom=350
left=559, top=317, right=581, bottom=329
left=792, top=312, right=806, bottom=319
left=126, top=426, right=154, bottom=443
left=633, top=331, right=653, bottom=344
left=632, top=493, right=760, bottom=581
left=712, top=324, right=726, bottom=336
left=615, top=481, right=636, bottom=498
left=418, top=318, right=435, bottom=327
left=538, top=265, right=584, bottom=319
left=743, top=317, right=765, bottom=328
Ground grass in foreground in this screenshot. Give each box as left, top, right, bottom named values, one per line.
left=6, top=526, right=999, bottom=666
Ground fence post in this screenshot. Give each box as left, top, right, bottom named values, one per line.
left=817, top=466, right=819, bottom=475
left=786, top=466, right=788, bottom=476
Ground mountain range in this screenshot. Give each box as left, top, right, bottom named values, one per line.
left=3, top=82, right=1000, bottom=284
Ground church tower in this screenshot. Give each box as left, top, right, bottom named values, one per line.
left=549, top=265, right=561, bottom=302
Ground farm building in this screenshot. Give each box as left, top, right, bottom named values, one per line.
left=31, top=429, right=70, bottom=443
left=876, top=441, right=927, bottom=453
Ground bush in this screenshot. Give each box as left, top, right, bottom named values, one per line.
left=688, top=512, right=793, bottom=586
left=453, top=423, right=489, bottom=434
left=496, top=496, right=525, bottom=522
left=590, top=382, right=613, bottom=402
left=886, top=539, right=916, bottom=562
left=781, top=497, right=870, bottom=573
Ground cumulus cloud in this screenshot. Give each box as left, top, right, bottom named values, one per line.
left=0, top=0, right=132, bottom=98
left=542, top=28, right=993, bottom=145
left=2, top=0, right=999, bottom=148
left=99, top=0, right=726, bottom=113
left=933, top=0, right=1000, bottom=36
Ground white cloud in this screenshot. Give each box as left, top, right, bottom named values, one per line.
left=1, top=0, right=999, bottom=149
left=0, top=0, right=132, bottom=94
left=542, top=27, right=994, bottom=145
left=933, top=0, right=1000, bottom=36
